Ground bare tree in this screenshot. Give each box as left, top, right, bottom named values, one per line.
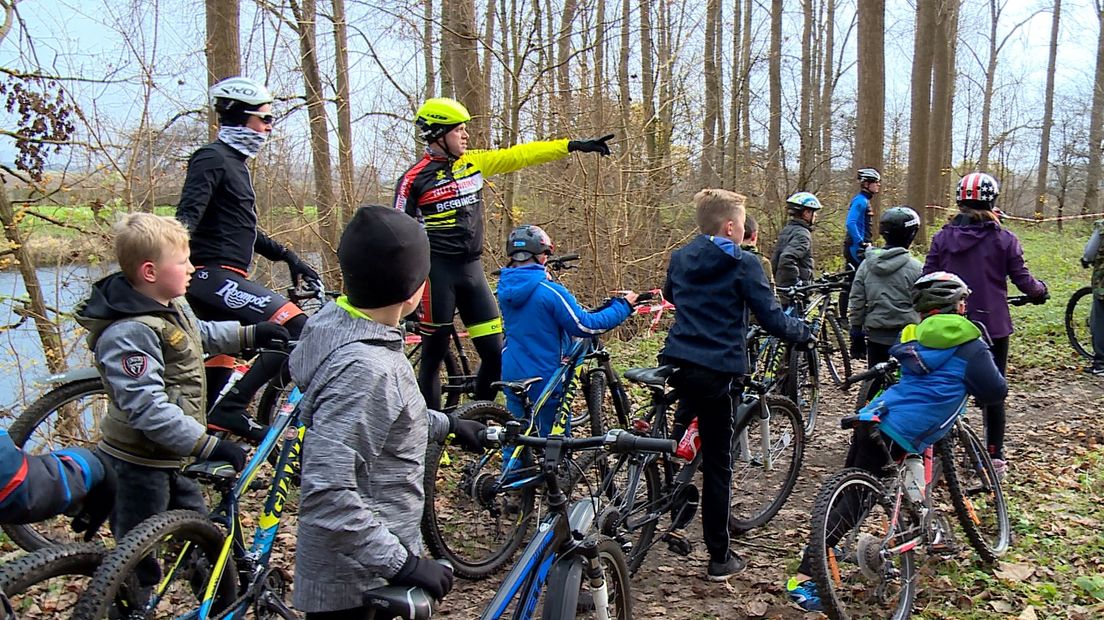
left=1084, top=3, right=1104, bottom=215
left=906, top=0, right=935, bottom=231
left=1034, top=0, right=1061, bottom=221
left=975, top=0, right=1039, bottom=169
left=444, top=0, right=487, bottom=143
left=700, top=0, right=721, bottom=186
left=797, top=0, right=814, bottom=186
left=766, top=0, right=783, bottom=209
left=205, top=0, right=240, bottom=141
left=332, top=0, right=355, bottom=230
left=927, top=0, right=959, bottom=226
left=818, top=0, right=837, bottom=188
left=855, top=0, right=885, bottom=214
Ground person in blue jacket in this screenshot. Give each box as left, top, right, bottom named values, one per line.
left=0, top=429, right=116, bottom=540
left=497, top=225, right=638, bottom=436
left=787, top=271, right=1007, bottom=612
left=841, top=167, right=882, bottom=358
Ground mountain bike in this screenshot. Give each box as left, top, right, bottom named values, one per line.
left=0, top=542, right=109, bottom=619
left=421, top=290, right=655, bottom=579
left=1, top=287, right=326, bottom=551
left=594, top=367, right=804, bottom=572
left=71, top=386, right=307, bottom=620
left=1064, top=285, right=1094, bottom=361
left=405, top=319, right=477, bottom=412
left=805, top=270, right=854, bottom=386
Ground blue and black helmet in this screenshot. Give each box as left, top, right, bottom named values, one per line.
left=507, top=225, right=554, bottom=261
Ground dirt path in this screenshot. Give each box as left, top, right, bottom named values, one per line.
left=441, top=368, right=1104, bottom=619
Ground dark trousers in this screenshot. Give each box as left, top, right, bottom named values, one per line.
left=798, top=427, right=906, bottom=576
left=306, top=609, right=374, bottom=620
left=665, top=361, right=741, bottom=564
left=867, top=341, right=893, bottom=366
left=104, top=455, right=207, bottom=584
left=1092, top=296, right=1104, bottom=366
left=984, top=336, right=1009, bottom=459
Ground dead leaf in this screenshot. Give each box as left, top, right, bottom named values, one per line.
left=745, top=599, right=769, bottom=617
left=1018, top=606, right=1038, bottom=620
left=990, top=600, right=1014, bottom=613
left=995, top=562, right=1035, bottom=582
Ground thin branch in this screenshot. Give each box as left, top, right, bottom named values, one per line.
left=0, top=67, right=132, bottom=85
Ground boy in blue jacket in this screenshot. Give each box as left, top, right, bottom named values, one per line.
left=662, top=188, right=812, bottom=581
left=787, top=271, right=1008, bottom=612
left=498, top=225, right=638, bottom=436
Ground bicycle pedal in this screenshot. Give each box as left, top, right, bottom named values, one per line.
left=664, top=531, right=694, bottom=556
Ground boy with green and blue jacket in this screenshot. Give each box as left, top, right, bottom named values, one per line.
left=497, top=225, right=637, bottom=436
left=788, top=271, right=1007, bottom=612
left=1081, top=218, right=1104, bottom=374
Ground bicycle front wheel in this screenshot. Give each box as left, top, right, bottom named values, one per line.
left=542, top=536, right=632, bottom=620
left=594, top=450, right=662, bottom=574
left=72, top=510, right=237, bottom=620
left=729, top=395, right=805, bottom=533
left=939, top=421, right=1010, bottom=563
left=818, top=311, right=852, bottom=386
left=786, top=348, right=821, bottom=435
left=0, top=543, right=106, bottom=619
left=4, top=376, right=110, bottom=550
left=1065, top=286, right=1094, bottom=361
left=421, top=401, right=535, bottom=579
left=810, top=469, right=916, bottom=620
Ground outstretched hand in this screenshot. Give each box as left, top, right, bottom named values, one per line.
left=568, top=134, right=615, bottom=156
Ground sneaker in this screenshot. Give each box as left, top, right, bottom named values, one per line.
left=990, top=458, right=1007, bottom=480
left=207, top=405, right=269, bottom=444
left=1083, top=365, right=1104, bottom=376
left=706, top=552, right=747, bottom=581
left=786, top=577, right=822, bottom=612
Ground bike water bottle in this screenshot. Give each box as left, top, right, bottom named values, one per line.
left=903, top=455, right=925, bottom=503
left=675, top=418, right=701, bottom=462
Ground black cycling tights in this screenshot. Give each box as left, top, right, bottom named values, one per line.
left=985, top=336, right=1009, bottom=460
left=418, top=328, right=503, bottom=409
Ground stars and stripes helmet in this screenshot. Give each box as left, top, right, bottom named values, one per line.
left=956, top=172, right=1000, bottom=209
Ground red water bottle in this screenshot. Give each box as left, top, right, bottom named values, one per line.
left=675, top=418, right=701, bottom=462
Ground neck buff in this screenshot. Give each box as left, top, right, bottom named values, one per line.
left=218, top=126, right=269, bottom=158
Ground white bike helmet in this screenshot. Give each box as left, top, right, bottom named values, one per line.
left=209, top=77, right=274, bottom=112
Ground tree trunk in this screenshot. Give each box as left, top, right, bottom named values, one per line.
left=927, top=0, right=959, bottom=229
left=766, top=0, right=783, bottom=210
left=1035, top=0, right=1061, bottom=220
left=701, top=0, right=720, bottom=187
left=0, top=185, right=66, bottom=374
left=741, top=0, right=752, bottom=182
left=205, top=0, right=240, bottom=142
left=906, top=0, right=935, bottom=232
left=725, top=0, right=742, bottom=185
left=445, top=0, right=488, bottom=143
left=556, top=0, right=578, bottom=131
left=332, top=0, right=355, bottom=231
left=618, top=0, right=632, bottom=194
left=424, top=0, right=435, bottom=97
left=290, top=0, right=339, bottom=275
left=656, top=0, right=674, bottom=198
left=639, top=0, right=658, bottom=201
left=798, top=0, right=814, bottom=186
left=1084, top=4, right=1104, bottom=215
left=855, top=0, right=885, bottom=216
left=979, top=0, right=999, bottom=170
left=593, top=0, right=606, bottom=129
left=818, top=0, right=836, bottom=188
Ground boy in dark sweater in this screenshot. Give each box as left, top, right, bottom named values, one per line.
left=661, top=189, right=812, bottom=580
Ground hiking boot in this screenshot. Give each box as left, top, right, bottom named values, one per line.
left=706, top=552, right=747, bottom=581
left=786, top=577, right=822, bottom=612
left=208, top=404, right=269, bottom=444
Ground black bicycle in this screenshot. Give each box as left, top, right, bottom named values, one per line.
left=1064, top=286, right=1094, bottom=361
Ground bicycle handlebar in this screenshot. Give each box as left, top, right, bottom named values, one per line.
left=1008, top=294, right=1048, bottom=307
left=483, top=425, right=675, bottom=455
left=547, top=253, right=582, bottom=272
left=841, top=358, right=900, bottom=388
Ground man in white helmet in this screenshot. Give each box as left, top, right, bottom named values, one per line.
left=175, top=77, right=318, bottom=443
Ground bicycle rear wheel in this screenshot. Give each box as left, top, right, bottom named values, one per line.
left=729, top=395, right=805, bottom=533
left=1065, top=286, right=1094, bottom=361
left=819, top=311, right=852, bottom=387
left=542, top=537, right=632, bottom=620
left=810, top=469, right=916, bottom=620
left=72, top=510, right=237, bottom=620
left=939, top=421, right=1010, bottom=563
left=786, top=348, right=820, bottom=435
left=594, top=450, right=662, bottom=574
left=421, top=401, right=535, bottom=579
left=0, top=543, right=106, bottom=619
left=3, top=377, right=110, bottom=550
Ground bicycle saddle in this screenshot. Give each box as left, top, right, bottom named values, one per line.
left=182, top=460, right=238, bottom=484
left=492, top=377, right=542, bottom=397
left=362, top=585, right=435, bottom=619
left=623, top=365, right=675, bottom=388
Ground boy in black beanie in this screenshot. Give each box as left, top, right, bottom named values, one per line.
left=289, top=206, right=486, bottom=616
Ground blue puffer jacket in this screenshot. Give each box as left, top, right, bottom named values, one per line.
left=498, top=264, right=633, bottom=432
left=858, top=313, right=1007, bottom=453
left=0, top=430, right=106, bottom=524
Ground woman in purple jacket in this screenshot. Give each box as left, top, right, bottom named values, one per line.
left=923, top=172, right=1049, bottom=476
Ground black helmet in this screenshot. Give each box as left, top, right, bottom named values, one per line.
left=506, top=225, right=554, bottom=261
left=879, top=206, right=921, bottom=247
left=912, top=271, right=970, bottom=315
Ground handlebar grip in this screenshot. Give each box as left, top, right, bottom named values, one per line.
left=612, top=430, right=676, bottom=455
left=842, top=361, right=895, bottom=388
left=634, top=291, right=656, bottom=304
left=557, top=253, right=581, bottom=262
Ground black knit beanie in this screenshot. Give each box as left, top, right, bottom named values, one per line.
left=338, top=205, right=430, bottom=309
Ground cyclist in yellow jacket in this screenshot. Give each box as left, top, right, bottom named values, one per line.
left=393, top=97, right=613, bottom=409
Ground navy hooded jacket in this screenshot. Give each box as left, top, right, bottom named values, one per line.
left=0, top=430, right=106, bottom=524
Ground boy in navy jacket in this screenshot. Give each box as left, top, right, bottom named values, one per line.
left=661, top=189, right=812, bottom=580
left=787, top=271, right=1007, bottom=612
left=498, top=225, right=638, bottom=435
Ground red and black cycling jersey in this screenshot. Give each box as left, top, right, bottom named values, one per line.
left=392, top=140, right=571, bottom=261
left=176, top=141, right=288, bottom=271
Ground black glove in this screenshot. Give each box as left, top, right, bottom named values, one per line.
left=793, top=337, right=817, bottom=352
left=1033, top=282, right=1050, bottom=304
left=567, top=134, right=614, bottom=156
left=284, top=250, right=321, bottom=287
left=390, top=554, right=454, bottom=600
left=207, top=439, right=247, bottom=472
left=1082, top=257, right=1093, bottom=269
left=70, top=452, right=116, bottom=542
left=849, top=329, right=867, bottom=361
left=448, top=415, right=488, bottom=453
left=247, top=322, right=291, bottom=350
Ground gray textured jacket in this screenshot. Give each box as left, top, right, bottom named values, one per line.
left=290, top=300, right=451, bottom=613
left=772, top=218, right=815, bottom=300
left=848, top=246, right=923, bottom=345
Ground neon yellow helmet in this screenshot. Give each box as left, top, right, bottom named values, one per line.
left=415, top=98, right=472, bottom=142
